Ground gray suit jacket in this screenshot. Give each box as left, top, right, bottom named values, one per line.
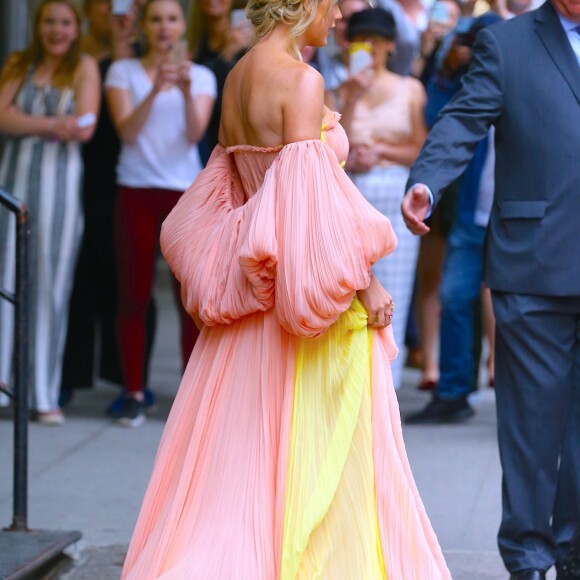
left=408, top=1, right=580, bottom=296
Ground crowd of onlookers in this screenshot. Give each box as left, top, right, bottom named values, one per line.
left=0, top=0, right=533, bottom=427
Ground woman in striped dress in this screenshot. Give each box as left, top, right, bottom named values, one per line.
left=0, top=0, right=100, bottom=424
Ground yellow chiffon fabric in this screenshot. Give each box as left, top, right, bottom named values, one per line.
left=121, top=114, right=451, bottom=579
left=282, top=298, right=386, bottom=579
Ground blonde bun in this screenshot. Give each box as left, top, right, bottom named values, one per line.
left=245, top=0, right=322, bottom=46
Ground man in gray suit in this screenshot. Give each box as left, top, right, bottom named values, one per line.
left=401, top=1, right=580, bottom=578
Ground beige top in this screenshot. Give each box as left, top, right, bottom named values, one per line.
left=350, top=77, right=414, bottom=167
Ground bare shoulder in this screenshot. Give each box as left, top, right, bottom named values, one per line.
left=406, top=76, right=426, bottom=103
left=78, top=53, right=99, bottom=74
left=75, top=54, right=100, bottom=84
left=281, top=62, right=324, bottom=143
left=282, top=61, right=324, bottom=103
left=220, top=51, right=324, bottom=147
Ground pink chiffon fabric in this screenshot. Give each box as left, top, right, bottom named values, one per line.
left=121, top=114, right=451, bottom=579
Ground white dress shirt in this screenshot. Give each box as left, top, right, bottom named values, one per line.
left=557, top=13, right=580, bottom=65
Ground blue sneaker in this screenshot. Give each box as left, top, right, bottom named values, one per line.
left=106, top=389, right=156, bottom=418
left=115, top=397, right=146, bottom=428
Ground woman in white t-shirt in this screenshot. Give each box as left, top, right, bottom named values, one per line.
left=105, top=0, right=216, bottom=426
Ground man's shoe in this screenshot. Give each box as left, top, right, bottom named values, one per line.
left=509, top=569, right=546, bottom=580
left=405, top=395, right=475, bottom=424
left=558, top=530, right=580, bottom=579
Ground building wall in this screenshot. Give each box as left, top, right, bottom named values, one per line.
left=0, top=0, right=33, bottom=68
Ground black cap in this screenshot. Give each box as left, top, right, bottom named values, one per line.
left=347, top=7, right=397, bottom=42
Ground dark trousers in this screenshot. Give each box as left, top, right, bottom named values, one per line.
left=61, top=198, right=157, bottom=390
left=492, top=291, right=580, bottom=573
left=115, top=186, right=199, bottom=394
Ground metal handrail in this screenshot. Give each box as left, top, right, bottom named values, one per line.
left=0, top=187, right=30, bottom=532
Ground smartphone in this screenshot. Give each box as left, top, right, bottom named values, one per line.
left=230, top=8, right=248, bottom=28
left=112, top=0, right=132, bottom=15
left=349, top=42, right=373, bottom=75
left=76, top=112, right=97, bottom=129
left=168, top=39, right=189, bottom=65
left=429, top=2, right=450, bottom=23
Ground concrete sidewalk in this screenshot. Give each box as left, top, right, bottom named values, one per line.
left=0, top=263, right=555, bottom=579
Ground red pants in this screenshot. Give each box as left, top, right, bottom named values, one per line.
left=115, top=186, right=199, bottom=393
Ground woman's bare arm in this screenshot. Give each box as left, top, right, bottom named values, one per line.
left=72, top=54, right=101, bottom=142
left=178, top=63, right=215, bottom=144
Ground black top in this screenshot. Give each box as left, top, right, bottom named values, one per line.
left=195, top=36, right=245, bottom=166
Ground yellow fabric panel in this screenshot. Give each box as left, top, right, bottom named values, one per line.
left=281, top=298, right=386, bottom=579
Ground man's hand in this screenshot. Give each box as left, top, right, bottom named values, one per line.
left=401, top=184, right=431, bottom=235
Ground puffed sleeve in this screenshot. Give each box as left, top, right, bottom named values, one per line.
left=240, top=139, right=397, bottom=338
left=160, top=146, right=270, bottom=326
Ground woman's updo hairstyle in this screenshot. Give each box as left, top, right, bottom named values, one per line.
left=245, top=0, right=323, bottom=58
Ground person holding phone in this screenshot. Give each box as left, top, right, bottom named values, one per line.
left=341, top=7, right=427, bottom=390
left=318, top=0, right=372, bottom=111
left=60, top=0, right=161, bottom=414
left=412, top=0, right=460, bottom=81
left=0, top=0, right=100, bottom=424
left=105, top=0, right=216, bottom=427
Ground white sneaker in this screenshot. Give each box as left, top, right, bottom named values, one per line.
left=34, top=409, right=65, bottom=426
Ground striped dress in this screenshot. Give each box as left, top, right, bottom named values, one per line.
left=0, top=71, right=83, bottom=412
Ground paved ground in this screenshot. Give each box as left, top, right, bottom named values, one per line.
left=0, top=262, right=557, bottom=579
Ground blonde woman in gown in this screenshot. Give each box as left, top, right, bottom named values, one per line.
left=121, top=0, right=451, bottom=577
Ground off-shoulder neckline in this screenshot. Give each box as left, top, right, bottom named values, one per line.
left=221, top=111, right=341, bottom=155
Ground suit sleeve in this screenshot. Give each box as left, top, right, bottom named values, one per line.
left=407, top=27, right=504, bottom=203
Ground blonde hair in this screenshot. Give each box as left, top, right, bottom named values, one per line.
left=142, top=0, right=185, bottom=18
left=245, top=0, right=325, bottom=58
left=0, top=0, right=82, bottom=89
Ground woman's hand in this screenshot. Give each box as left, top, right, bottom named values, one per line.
left=152, top=61, right=180, bottom=94
left=341, top=67, right=375, bottom=104
left=346, top=143, right=381, bottom=173
left=176, top=61, right=192, bottom=96
left=111, top=7, right=138, bottom=60
left=357, top=274, right=395, bottom=329
left=51, top=115, right=84, bottom=141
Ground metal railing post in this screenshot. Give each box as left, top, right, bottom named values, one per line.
left=0, top=188, right=31, bottom=532
left=11, top=207, right=30, bottom=531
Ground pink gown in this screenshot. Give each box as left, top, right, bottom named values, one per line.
left=121, top=114, right=451, bottom=579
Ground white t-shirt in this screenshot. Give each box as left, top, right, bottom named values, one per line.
left=105, top=59, right=217, bottom=190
